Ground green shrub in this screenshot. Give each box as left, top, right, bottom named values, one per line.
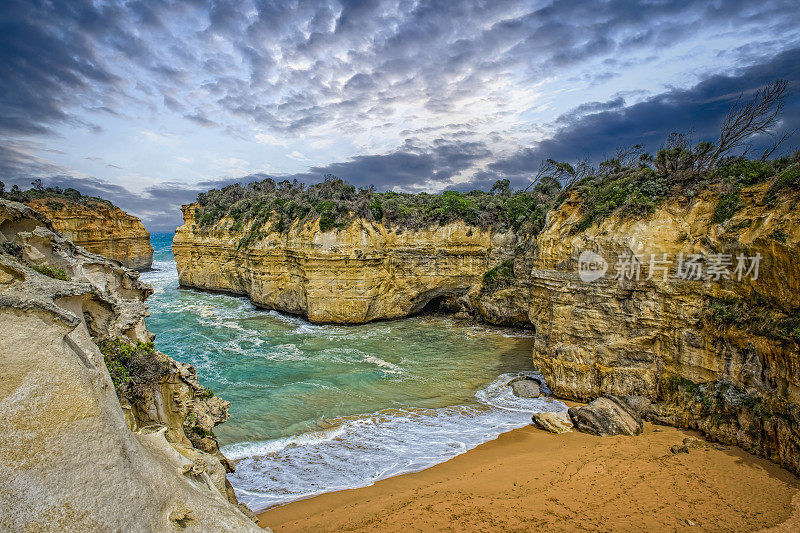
left=197, top=387, right=215, bottom=400
left=712, top=159, right=773, bottom=187
left=0, top=182, right=112, bottom=207
left=99, top=338, right=168, bottom=399
left=712, top=191, right=742, bottom=223
left=705, top=297, right=800, bottom=344
left=30, top=263, right=70, bottom=281
left=573, top=167, right=667, bottom=230
left=482, top=260, right=514, bottom=294
left=765, top=163, right=800, bottom=202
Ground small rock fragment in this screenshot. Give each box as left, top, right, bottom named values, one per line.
left=670, top=444, right=689, bottom=454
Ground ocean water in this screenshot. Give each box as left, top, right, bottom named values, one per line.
left=141, top=233, right=567, bottom=511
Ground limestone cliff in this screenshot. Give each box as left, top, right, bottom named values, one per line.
left=528, top=182, right=800, bottom=473
left=0, top=199, right=260, bottom=532
left=27, top=197, right=154, bottom=270
left=174, top=202, right=532, bottom=325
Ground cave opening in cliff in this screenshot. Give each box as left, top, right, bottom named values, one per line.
left=419, top=295, right=446, bottom=315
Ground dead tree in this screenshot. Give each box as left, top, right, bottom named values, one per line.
left=697, top=79, right=788, bottom=171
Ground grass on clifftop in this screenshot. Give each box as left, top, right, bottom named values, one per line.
left=570, top=146, right=800, bottom=231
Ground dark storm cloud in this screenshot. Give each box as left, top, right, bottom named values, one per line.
left=5, top=0, right=796, bottom=137
left=285, top=139, right=492, bottom=190
left=487, top=46, right=800, bottom=182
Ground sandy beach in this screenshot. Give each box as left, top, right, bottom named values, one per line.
left=258, top=423, right=800, bottom=532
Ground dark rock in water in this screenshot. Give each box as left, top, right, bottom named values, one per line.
left=510, top=378, right=541, bottom=398
left=568, top=396, right=643, bottom=436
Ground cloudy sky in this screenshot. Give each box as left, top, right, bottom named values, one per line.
left=2, top=0, right=799, bottom=231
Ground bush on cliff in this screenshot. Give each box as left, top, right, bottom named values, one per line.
left=568, top=149, right=799, bottom=231
left=482, top=260, right=514, bottom=294
left=705, top=297, right=800, bottom=344
left=30, top=263, right=71, bottom=281
left=99, top=339, right=169, bottom=400
left=568, top=81, right=794, bottom=230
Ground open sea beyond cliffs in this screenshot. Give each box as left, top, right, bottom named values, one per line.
left=141, top=232, right=567, bottom=511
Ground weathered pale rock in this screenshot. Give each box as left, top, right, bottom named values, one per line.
left=0, top=199, right=260, bottom=532
left=568, top=396, right=644, bottom=436
left=531, top=411, right=573, bottom=433
left=510, top=378, right=541, bottom=398
left=173, top=203, right=532, bottom=325
left=27, top=198, right=153, bottom=270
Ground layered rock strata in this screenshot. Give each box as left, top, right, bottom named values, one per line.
left=173, top=203, right=532, bottom=325
left=0, top=199, right=260, bottom=532
left=27, top=198, right=154, bottom=270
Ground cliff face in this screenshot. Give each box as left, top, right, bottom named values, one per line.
left=174, top=203, right=531, bottom=325
left=528, top=182, right=800, bottom=472
left=27, top=198, right=154, bottom=270
left=0, top=199, right=260, bottom=532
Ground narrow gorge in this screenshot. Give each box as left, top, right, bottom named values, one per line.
left=173, top=203, right=532, bottom=326
left=174, top=162, right=800, bottom=477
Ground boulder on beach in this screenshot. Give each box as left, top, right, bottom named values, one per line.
left=568, top=396, right=643, bottom=436
left=509, top=377, right=541, bottom=398
left=531, top=411, right=573, bottom=434
left=617, top=395, right=653, bottom=419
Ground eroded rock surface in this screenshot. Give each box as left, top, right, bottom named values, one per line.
left=0, top=199, right=260, bottom=532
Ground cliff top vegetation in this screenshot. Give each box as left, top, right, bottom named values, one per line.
left=0, top=179, right=113, bottom=211
left=193, top=175, right=562, bottom=238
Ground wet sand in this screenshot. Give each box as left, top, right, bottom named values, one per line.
left=258, top=422, right=800, bottom=532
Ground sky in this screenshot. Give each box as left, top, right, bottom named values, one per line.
left=1, top=0, right=799, bottom=231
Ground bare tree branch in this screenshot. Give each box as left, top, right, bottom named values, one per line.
left=705, top=80, right=788, bottom=169
left=761, top=129, right=795, bottom=160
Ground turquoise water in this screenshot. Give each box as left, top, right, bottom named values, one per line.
left=141, top=233, right=566, bottom=510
